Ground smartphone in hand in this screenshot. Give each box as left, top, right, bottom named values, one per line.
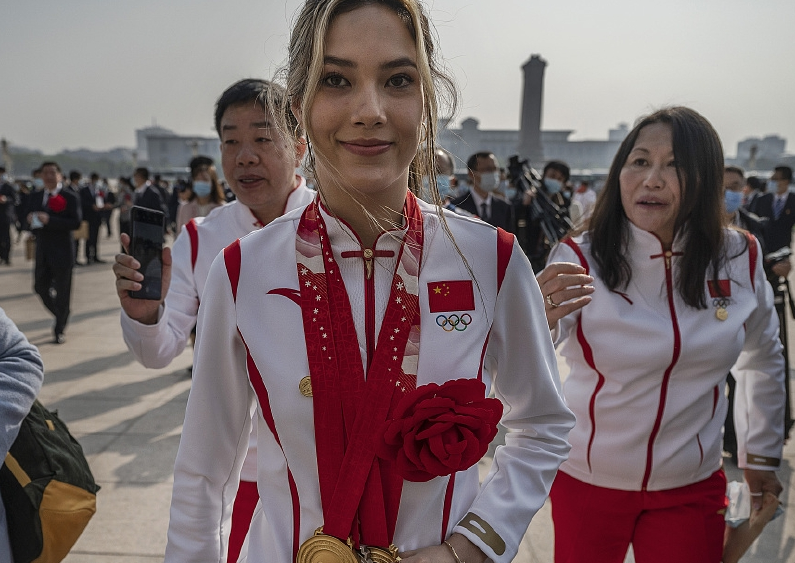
left=129, top=206, right=165, bottom=300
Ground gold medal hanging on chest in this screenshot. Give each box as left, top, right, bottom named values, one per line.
left=296, top=529, right=359, bottom=563
left=716, top=307, right=728, bottom=321
left=296, top=528, right=401, bottom=563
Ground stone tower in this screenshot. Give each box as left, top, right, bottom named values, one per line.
left=518, top=54, right=546, bottom=165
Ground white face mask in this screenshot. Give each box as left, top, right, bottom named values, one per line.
left=768, top=179, right=780, bottom=192
left=33, top=178, right=45, bottom=189
left=479, top=171, right=500, bottom=192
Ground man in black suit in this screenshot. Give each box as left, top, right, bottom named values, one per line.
left=754, top=166, right=795, bottom=263
left=79, top=172, right=107, bottom=263
left=449, top=152, right=512, bottom=230
left=132, top=167, right=167, bottom=219
left=0, top=167, right=17, bottom=266
left=27, top=161, right=82, bottom=343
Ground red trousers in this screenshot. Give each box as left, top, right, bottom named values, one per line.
left=550, top=469, right=727, bottom=563
left=228, top=480, right=260, bottom=563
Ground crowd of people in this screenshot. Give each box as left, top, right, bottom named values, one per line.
left=1, top=1, right=793, bottom=562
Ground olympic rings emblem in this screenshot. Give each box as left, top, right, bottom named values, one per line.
left=436, top=313, right=472, bottom=332
left=712, top=298, right=731, bottom=308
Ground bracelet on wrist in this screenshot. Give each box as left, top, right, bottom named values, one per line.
left=443, top=540, right=465, bottom=563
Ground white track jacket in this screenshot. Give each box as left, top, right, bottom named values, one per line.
left=163, top=199, right=574, bottom=563
left=548, top=224, right=784, bottom=492
left=121, top=180, right=314, bottom=483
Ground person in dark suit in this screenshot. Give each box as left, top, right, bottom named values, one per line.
left=26, top=161, right=82, bottom=344
left=79, top=172, right=107, bottom=264
left=132, top=167, right=167, bottom=220
left=0, top=167, right=17, bottom=266
left=519, top=159, right=572, bottom=272
left=753, top=166, right=795, bottom=259
left=743, top=175, right=765, bottom=211
left=449, top=151, right=512, bottom=230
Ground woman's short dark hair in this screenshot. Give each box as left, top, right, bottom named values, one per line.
left=588, top=106, right=726, bottom=309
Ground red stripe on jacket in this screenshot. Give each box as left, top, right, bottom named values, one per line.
left=186, top=219, right=199, bottom=271
left=225, top=242, right=301, bottom=560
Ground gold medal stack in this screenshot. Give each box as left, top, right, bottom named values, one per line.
left=297, top=528, right=401, bottom=563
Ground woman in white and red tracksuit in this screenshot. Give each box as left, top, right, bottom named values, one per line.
left=538, top=106, right=785, bottom=563
left=163, top=2, right=574, bottom=563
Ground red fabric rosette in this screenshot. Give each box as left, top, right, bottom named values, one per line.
left=378, top=378, right=503, bottom=482
left=47, top=194, right=67, bottom=213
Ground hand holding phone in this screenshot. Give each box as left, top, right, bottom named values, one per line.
left=129, top=206, right=165, bottom=300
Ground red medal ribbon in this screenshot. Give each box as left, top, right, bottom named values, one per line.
left=296, top=193, right=423, bottom=548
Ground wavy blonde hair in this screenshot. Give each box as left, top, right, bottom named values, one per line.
left=271, top=0, right=458, bottom=221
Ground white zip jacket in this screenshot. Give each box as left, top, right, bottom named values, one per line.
left=121, top=179, right=314, bottom=483
left=121, top=179, right=314, bottom=366
left=548, top=224, right=784, bottom=492
left=163, top=199, right=575, bottom=563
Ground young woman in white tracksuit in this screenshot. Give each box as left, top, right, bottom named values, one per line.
left=163, top=2, right=575, bottom=563
left=538, top=107, right=785, bottom=563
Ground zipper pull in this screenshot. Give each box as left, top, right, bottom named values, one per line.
left=664, top=250, right=672, bottom=270
left=363, top=248, right=374, bottom=280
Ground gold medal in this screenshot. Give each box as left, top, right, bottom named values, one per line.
left=296, top=528, right=358, bottom=563
left=365, top=545, right=401, bottom=563
left=716, top=307, right=728, bottom=321
left=299, top=376, right=313, bottom=397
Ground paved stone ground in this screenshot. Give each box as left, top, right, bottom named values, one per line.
left=2, top=224, right=794, bottom=562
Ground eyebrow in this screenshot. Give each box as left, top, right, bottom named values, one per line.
left=323, top=56, right=417, bottom=70
left=221, top=121, right=272, bottom=132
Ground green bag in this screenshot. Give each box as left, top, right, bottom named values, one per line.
left=0, top=400, right=100, bottom=563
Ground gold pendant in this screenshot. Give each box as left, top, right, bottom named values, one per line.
left=299, top=376, right=313, bottom=397
left=716, top=307, right=728, bottom=321
left=296, top=528, right=358, bottom=563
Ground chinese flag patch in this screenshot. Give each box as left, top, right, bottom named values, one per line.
left=427, top=280, right=475, bottom=312
left=707, top=280, right=731, bottom=298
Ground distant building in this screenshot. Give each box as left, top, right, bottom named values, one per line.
left=135, top=126, right=221, bottom=175
left=135, top=126, right=175, bottom=162
left=737, top=135, right=786, bottom=162
left=437, top=53, right=629, bottom=174
left=437, top=118, right=628, bottom=174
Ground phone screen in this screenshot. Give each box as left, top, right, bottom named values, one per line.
left=129, top=207, right=164, bottom=300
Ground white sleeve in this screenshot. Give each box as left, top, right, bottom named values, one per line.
left=452, top=239, right=574, bottom=563
left=543, top=241, right=585, bottom=346
left=733, top=238, right=786, bottom=470
left=120, top=228, right=198, bottom=368
left=164, top=252, right=255, bottom=563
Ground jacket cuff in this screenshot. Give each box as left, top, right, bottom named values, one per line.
left=453, top=512, right=510, bottom=563
left=743, top=453, right=780, bottom=469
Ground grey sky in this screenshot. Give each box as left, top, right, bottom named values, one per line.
left=2, top=0, right=793, bottom=159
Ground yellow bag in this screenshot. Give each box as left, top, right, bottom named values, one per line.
left=0, top=401, right=99, bottom=563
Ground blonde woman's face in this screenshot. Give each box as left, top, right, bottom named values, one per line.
left=304, top=4, right=424, bottom=200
